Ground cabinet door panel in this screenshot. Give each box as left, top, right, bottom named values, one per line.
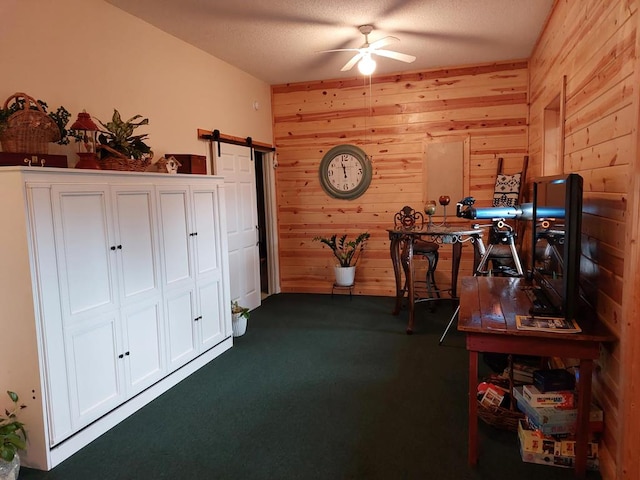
left=192, top=189, right=220, bottom=277
left=198, top=278, right=226, bottom=350
left=113, top=188, right=159, bottom=301
left=28, top=186, right=74, bottom=445
left=157, top=189, right=192, bottom=287
left=66, top=314, right=124, bottom=428
left=122, top=300, right=165, bottom=394
left=53, top=187, right=117, bottom=317
left=165, top=287, right=197, bottom=369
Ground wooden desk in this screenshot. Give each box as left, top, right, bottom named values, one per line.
left=388, top=225, right=484, bottom=333
left=457, top=276, right=615, bottom=478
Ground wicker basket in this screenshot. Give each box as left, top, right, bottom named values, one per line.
left=477, top=369, right=525, bottom=431
left=478, top=402, right=525, bottom=431
left=0, top=92, right=60, bottom=154
left=97, top=145, right=152, bottom=172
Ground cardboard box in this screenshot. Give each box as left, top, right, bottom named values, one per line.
left=522, top=384, right=574, bottom=408
left=518, top=420, right=599, bottom=471
left=533, top=368, right=576, bottom=392
left=519, top=445, right=600, bottom=471
left=513, top=386, right=603, bottom=435
left=517, top=419, right=599, bottom=458
left=479, top=385, right=504, bottom=408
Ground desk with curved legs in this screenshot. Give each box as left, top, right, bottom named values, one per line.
left=458, top=276, right=615, bottom=478
left=388, top=225, right=484, bottom=334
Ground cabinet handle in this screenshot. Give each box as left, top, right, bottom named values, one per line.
left=189, top=232, right=198, bottom=237
left=117, top=245, right=123, bottom=250
left=118, top=354, right=124, bottom=359
left=194, top=316, right=202, bottom=322
left=110, top=246, right=116, bottom=251
left=125, top=351, right=130, bottom=356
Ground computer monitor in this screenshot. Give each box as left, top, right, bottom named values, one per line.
left=529, top=173, right=583, bottom=321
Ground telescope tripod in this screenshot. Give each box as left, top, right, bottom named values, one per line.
left=475, top=219, right=524, bottom=276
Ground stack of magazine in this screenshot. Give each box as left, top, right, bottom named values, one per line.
left=515, top=315, right=581, bottom=333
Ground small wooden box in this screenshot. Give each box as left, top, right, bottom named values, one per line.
left=165, top=154, right=207, bottom=175
left=0, top=152, right=68, bottom=168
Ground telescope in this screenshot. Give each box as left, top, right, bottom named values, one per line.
left=456, top=197, right=564, bottom=220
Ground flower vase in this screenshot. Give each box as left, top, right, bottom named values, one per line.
left=232, top=312, right=247, bottom=337
left=334, top=266, right=356, bottom=286
left=0, top=453, right=20, bottom=480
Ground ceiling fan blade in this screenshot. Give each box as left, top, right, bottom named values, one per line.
left=341, top=52, right=365, bottom=71
left=373, top=49, right=416, bottom=63
left=317, top=48, right=360, bottom=54
left=369, top=36, right=399, bottom=50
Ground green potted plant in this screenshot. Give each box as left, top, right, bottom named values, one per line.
left=231, top=300, right=250, bottom=337
left=96, top=109, right=153, bottom=171
left=313, top=232, right=370, bottom=286
left=0, top=391, right=26, bottom=480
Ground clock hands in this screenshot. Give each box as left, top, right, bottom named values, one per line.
left=341, top=158, right=347, bottom=178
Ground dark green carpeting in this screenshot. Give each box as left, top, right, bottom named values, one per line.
left=21, top=294, right=600, bottom=479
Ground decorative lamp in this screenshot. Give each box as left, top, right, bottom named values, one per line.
left=358, top=53, right=376, bottom=76
left=70, top=111, right=101, bottom=169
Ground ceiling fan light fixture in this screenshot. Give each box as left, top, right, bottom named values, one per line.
left=358, top=54, right=376, bottom=75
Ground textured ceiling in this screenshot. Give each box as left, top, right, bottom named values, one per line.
left=106, top=0, right=553, bottom=85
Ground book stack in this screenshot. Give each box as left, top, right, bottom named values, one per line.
left=513, top=369, right=602, bottom=471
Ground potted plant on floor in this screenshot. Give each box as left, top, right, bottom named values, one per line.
left=0, top=391, right=27, bottom=480
left=231, top=301, right=250, bottom=337
left=313, top=232, right=370, bottom=286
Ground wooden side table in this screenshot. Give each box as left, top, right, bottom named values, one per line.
left=458, top=276, right=615, bottom=478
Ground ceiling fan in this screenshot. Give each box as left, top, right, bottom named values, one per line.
left=320, top=25, right=416, bottom=74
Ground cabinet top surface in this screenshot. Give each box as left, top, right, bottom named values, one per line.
left=0, top=165, right=224, bottom=182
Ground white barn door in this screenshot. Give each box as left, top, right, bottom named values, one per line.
left=214, top=143, right=261, bottom=310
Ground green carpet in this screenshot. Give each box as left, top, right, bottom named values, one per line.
left=20, top=294, right=600, bottom=479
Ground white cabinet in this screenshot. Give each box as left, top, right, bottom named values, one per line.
left=112, top=187, right=162, bottom=304
left=51, top=185, right=118, bottom=321
left=43, top=183, right=165, bottom=434
left=121, top=298, right=165, bottom=394
left=64, top=312, right=125, bottom=427
left=157, top=185, right=228, bottom=370
left=0, top=168, right=232, bottom=471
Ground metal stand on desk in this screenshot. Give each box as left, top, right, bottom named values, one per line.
left=475, top=219, right=524, bottom=277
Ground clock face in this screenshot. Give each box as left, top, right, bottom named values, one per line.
left=327, top=153, right=363, bottom=192
left=319, top=145, right=372, bottom=200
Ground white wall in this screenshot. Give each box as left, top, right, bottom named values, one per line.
left=0, top=0, right=273, bottom=163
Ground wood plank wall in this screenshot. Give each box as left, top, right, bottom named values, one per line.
left=529, top=1, right=638, bottom=478
left=272, top=62, right=529, bottom=297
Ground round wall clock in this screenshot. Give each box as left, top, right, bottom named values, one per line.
left=319, top=144, right=372, bottom=200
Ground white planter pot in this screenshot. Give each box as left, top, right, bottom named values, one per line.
left=0, top=453, right=20, bottom=480
left=232, top=312, right=248, bottom=337
left=334, top=266, right=356, bottom=286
